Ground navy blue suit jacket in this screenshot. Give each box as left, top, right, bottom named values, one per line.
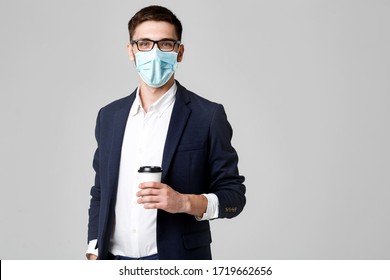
left=88, top=81, right=246, bottom=259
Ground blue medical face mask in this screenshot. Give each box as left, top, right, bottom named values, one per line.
left=135, top=48, right=178, bottom=88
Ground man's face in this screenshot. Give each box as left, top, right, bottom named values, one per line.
left=128, top=20, right=184, bottom=62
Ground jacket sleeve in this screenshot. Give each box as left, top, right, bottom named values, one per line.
left=208, top=104, right=246, bottom=218
left=87, top=109, right=102, bottom=243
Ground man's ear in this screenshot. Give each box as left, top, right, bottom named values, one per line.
left=127, top=43, right=135, bottom=62
left=177, top=44, right=184, bottom=62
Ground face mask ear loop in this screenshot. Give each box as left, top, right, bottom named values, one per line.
left=133, top=49, right=138, bottom=66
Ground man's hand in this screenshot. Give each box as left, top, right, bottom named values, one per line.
left=86, top=253, right=98, bottom=260
left=136, top=182, right=207, bottom=217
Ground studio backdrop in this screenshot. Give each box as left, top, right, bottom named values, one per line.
left=0, top=0, right=389, bottom=259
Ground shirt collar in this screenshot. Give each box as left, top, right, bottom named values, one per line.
left=130, top=82, right=177, bottom=117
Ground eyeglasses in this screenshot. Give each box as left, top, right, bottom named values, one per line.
left=130, top=39, right=181, bottom=52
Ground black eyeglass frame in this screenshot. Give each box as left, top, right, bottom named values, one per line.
left=130, top=39, right=181, bottom=52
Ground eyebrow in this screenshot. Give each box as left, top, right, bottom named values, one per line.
left=135, top=37, right=177, bottom=41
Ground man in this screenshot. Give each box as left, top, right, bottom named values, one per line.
left=87, top=5, right=246, bottom=260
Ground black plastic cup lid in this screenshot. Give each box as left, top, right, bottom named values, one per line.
left=138, top=166, right=162, bottom=173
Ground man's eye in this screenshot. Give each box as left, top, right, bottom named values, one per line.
left=140, top=41, right=151, bottom=46
left=161, top=41, right=174, bottom=48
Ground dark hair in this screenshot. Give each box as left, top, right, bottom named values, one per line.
left=128, top=5, right=183, bottom=41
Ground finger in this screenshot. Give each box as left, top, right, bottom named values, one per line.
left=144, top=201, right=172, bottom=213
left=136, top=188, right=160, bottom=197
left=139, top=182, right=162, bottom=189
left=137, top=194, right=161, bottom=204
left=143, top=203, right=158, bottom=209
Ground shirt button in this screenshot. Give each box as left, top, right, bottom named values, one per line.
left=132, top=229, right=137, bottom=234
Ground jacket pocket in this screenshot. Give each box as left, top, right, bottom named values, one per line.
left=182, top=229, right=212, bottom=250
left=176, top=142, right=204, bottom=152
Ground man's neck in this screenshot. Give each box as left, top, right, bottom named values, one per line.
left=139, top=77, right=175, bottom=112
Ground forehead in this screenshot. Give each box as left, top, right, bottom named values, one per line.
left=133, top=20, right=177, bottom=40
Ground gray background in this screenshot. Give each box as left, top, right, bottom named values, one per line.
left=0, top=0, right=389, bottom=259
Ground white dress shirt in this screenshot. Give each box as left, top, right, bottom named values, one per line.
left=87, top=82, right=219, bottom=258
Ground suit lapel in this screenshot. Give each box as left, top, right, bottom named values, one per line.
left=162, top=84, right=191, bottom=181
left=107, top=93, right=136, bottom=198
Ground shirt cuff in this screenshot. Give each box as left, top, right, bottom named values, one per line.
left=196, top=193, right=219, bottom=221
left=86, top=239, right=98, bottom=257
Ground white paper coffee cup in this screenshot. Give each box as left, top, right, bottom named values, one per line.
left=138, top=166, right=162, bottom=183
